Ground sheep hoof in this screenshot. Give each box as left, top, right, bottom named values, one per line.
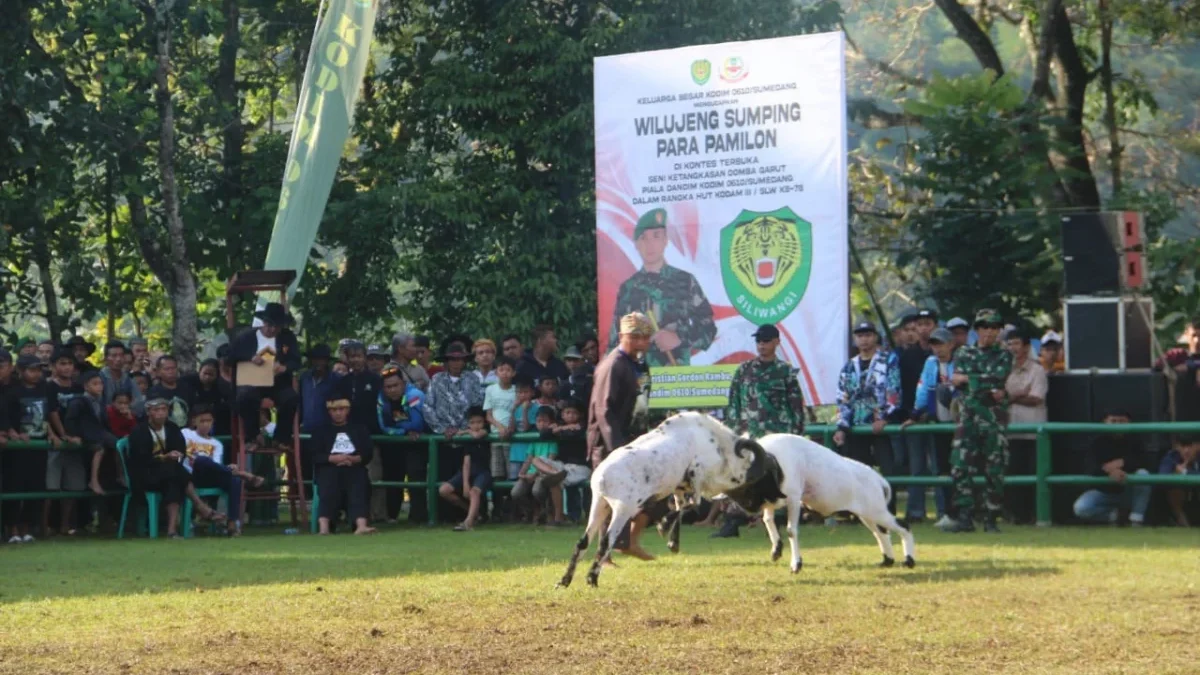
left=586, top=574, right=599, bottom=588
left=903, top=556, right=916, bottom=569
left=879, top=555, right=895, bottom=568
left=790, top=561, right=802, bottom=574
left=771, top=542, right=783, bottom=562
left=667, top=541, right=679, bottom=554
left=557, top=577, right=572, bottom=589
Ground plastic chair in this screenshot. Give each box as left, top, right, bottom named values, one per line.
left=116, top=438, right=227, bottom=538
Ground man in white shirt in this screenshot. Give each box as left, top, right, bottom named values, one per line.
left=1004, top=329, right=1048, bottom=524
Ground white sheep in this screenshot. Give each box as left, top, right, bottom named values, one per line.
left=721, top=433, right=916, bottom=572
left=558, top=411, right=766, bottom=588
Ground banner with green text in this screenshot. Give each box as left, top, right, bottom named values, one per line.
left=594, top=33, right=848, bottom=409
left=262, top=0, right=378, bottom=299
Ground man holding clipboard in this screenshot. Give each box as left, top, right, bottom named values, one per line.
left=231, top=302, right=301, bottom=452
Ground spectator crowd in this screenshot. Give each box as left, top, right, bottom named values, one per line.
left=0, top=306, right=1197, bottom=542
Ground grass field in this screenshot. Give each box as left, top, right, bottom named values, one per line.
left=1, top=523, right=1198, bottom=674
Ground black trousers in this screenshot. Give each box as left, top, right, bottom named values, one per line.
left=133, top=461, right=192, bottom=506
left=1007, top=438, right=1037, bottom=524
left=316, top=464, right=369, bottom=523
left=842, top=434, right=897, bottom=514
left=235, top=385, right=299, bottom=444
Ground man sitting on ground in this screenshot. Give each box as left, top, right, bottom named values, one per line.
left=312, top=394, right=376, bottom=535
left=1160, top=435, right=1200, bottom=527
left=1073, top=411, right=1151, bottom=526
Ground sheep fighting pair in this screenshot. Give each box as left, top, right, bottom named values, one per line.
left=559, top=412, right=915, bottom=588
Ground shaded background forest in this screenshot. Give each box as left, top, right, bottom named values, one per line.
left=2, top=0, right=1198, bottom=370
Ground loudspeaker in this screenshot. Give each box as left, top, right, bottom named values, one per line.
left=1064, top=295, right=1154, bottom=371
left=1061, top=212, right=1145, bottom=295
left=1045, top=371, right=1169, bottom=523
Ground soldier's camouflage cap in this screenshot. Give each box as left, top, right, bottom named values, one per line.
left=973, top=309, right=1004, bottom=327
left=619, top=312, right=654, bottom=337
left=634, top=208, right=668, bottom=239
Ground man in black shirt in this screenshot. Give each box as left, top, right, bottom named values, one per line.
left=516, top=325, right=571, bottom=390
left=230, top=303, right=301, bottom=451
left=146, top=355, right=195, bottom=429
left=44, top=350, right=87, bottom=534
left=890, top=309, right=937, bottom=522
left=1072, top=411, right=1151, bottom=525
left=312, top=395, right=375, bottom=535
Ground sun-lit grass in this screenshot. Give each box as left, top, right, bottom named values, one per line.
left=1, top=523, right=1198, bottom=674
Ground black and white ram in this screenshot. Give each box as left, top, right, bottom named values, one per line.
left=558, top=411, right=766, bottom=588
left=719, top=433, right=916, bottom=572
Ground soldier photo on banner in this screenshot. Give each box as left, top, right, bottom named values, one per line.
left=608, top=208, right=717, bottom=368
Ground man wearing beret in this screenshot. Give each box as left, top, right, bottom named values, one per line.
left=608, top=208, right=716, bottom=367
left=942, top=309, right=1014, bottom=533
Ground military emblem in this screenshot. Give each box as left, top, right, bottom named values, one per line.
left=719, top=56, right=747, bottom=83
left=691, top=59, right=711, bottom=85
left=720, top=207, right=812, bottom=322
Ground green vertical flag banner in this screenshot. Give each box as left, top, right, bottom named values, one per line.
left=261, top=0, right=378, bottom=299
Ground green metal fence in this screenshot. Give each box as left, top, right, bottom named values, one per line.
left=4, top=423, right=1200, bottom=529
left=806, top=422, right=1200, bottom=526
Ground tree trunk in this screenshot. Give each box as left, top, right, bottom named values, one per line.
left=933, top=0, right=1005, bottom=77
left=32, top=232, right=63, bottom=341
left=217, top=0, right=245, bottom=273
left=105, top=160, right=117, bottom=342
left=1099, top=0, right=1122, bottom=195
left=151, top=0, right=199, bottom=370
left=1051, top=4, right=1102, bottom=209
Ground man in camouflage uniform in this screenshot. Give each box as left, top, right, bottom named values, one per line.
left=941, top=309, right=1014, bottom=533
left=725, top=324, right=805, bottom=437
left=711, top=324, right=805, bottom=538
left=609, top=208, right=717, bottom=367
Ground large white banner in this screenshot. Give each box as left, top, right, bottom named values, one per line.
left=594, top=32, right=848, bottom=408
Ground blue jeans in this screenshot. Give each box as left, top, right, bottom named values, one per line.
left=891, top=433, right=945, bottom=519
left=192, top=456, right=243, bottom=524
left=1073, top=470, right=1152, bottom=523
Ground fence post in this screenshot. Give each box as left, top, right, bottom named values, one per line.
left=821, top=428, right=833, bottom=448
left=427, top=437, right=439, bottom=526
left=1035, top=426, right=1051, bottom=527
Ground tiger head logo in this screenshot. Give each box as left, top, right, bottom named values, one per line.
left=720, top=207, right=813, bottom=322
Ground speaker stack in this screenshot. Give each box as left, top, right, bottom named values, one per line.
left=1060, top=211, right=1153, bottom=373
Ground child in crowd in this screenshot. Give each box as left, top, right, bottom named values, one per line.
left=484, top=357, right=517, bottom=479
left=549, top=399, right=591, bottom=522
left=438, top=406, right=491, bottom=532
left=507, top=375, right=537, bottom=482
left=130, top=371, right=151, bottom=397
left=183, top=405, right=265, bottom=536
left=511, top=406, right=568, bottom=526
left=66, top=371, right=118, bottom=497
left=106, top=391, right=137, bottom=438
left=535, top=375, right=560, bottom=413
left=483, top=357, right=517, bottom=520
left=5, top=356, right=51, bottom=542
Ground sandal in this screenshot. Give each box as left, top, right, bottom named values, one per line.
left=453, top=522, right=473, bottom=532
left=196, top=504, right=228, bottom=525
